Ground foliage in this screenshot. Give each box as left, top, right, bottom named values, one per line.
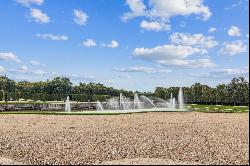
left=0, top=75, right=248, bottom=105
left=154, top=77, right=249, bottom=106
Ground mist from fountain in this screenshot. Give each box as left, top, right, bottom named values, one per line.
left=120, top=93, right=133, bottom=110
left=152, top=97, right=168, bottom=107
left=97, top=101, right=104, bottom=111
left=167, top=93, right=173, bottom=109
left=172, top=98, right=176, bottom=110
left=134, top=93, right=142, bottom=109
left=65, top=96, right=71, bottom=112
left=119, top=93, right=123, bottom=109
left=140, top=95, right=156, bottom=108
left=107, top=97, right=119, bottom=110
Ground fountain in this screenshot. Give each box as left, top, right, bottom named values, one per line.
left=178, top=87, right=185, bottom=109
left=152, top=97, right=168, bottom=107
left=119, top=93, right=132, bottom=110
left=172, top=98, right=176, bottom=110
left=95, top=87, right=188, bottom=113
left=134, top=93, right=142, bottom=109
left=107, top=97, right=119, bottom=110
left=65, top=96, right=71, bottom=112
left=140, top=95, right=156, bottom=108
left=97, top=101, right=104, bottom=111
left=119, top=93, right=123, bottom=109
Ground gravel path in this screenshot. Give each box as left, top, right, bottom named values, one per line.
left=0, top=112, right=248, bottom=165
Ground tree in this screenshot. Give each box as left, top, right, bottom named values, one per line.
left=191, top=83, right=203, bottom=103
left=215, top=84, right=228, bottom=104
left=46, top=77, right=72, bottom=94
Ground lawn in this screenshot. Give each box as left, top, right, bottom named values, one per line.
left=186, top=104, right=249, bottom=113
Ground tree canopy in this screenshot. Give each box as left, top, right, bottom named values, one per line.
left=0, top=75, right=248, bottom=105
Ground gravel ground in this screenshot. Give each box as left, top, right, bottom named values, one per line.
left=0, top=112, right=248, bottom=165
left=99, top=158, right=200, bottom=165
left=0, top=157, right=24, bottom=165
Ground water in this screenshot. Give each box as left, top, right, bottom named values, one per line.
left=178, top=87, right=185, bottom=109
left=119, top=93, right=132, bottom=110
left=140, top=95, right=156, bottom=108
left=97, top=101, right=104, bottom=111
left=134, top=93, right=142, bottom=109
left=96, top=87, right=187, bottom=112
left=107, top=97, right=119, bottom=110
left=65, top=96, right=71, bottom=112
left=119, top=93, right=123, bottom=109
left=172, top=98, right=176, bottom=110
left=152, top=97, right=168, bottom=107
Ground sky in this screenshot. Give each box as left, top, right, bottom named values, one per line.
left=0, top=0, right=249, bottom=92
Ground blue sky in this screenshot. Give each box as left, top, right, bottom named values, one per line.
left=0, top=0, right=249, bottom=92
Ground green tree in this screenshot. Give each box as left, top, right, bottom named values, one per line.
left=191, top=83, right=203, bottom=103
left=46, top=77, right=72, bottom=94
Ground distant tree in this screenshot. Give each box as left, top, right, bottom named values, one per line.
left=215, top=84, right=228, bottom=104
left=46, top=77, right=72, bottom=94
left=191, top=83, right=203, bottom=103
left=0, top=75, right=248, bottom=105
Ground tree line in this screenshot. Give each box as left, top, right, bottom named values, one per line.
left=155, top=77, right=249, bottom=106
left=0, top=75, right=249, bottom=105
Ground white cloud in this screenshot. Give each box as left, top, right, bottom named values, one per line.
left=82, top=39, right=96, bottom=47
left=8, top=66, right=46, bottom=75
left=73, top=9, right=88, bottom=26
left=157, top=58, right=215, bottom=68
left=122, top=0, right=212, bottom=30
left=29, top=8, right=50, bottom=24
left=14, top=65, right=29, bottom=73
left=191, top=67, right=249, bottom=79
left=114, top=66, right=171, bottom=74
left=16, top=0, right=43, bottom=7
left=71, top=74, right=96, bottom=81
left=220, top=40, right=247, bottom=56
left=0, top=52, right=21, bottom=63
left=140, top=20, right=171, bottom=31
left=102, top=80, right=115, bottom=84
left=29, top=60, right=41, bottom=66
left=148, top=0, right=211, bottom=20
left=131, top=32, right=218, bottom=68
left=122, top=0, right=146, bottom=21
left=107, top=40, right=119, bottom=48
left=133, top=44, right=215, bottom=68
left=32, top=69, right=46, bottom=75
left=228, top=26, right=241, bottom=36
left=102, top=40, right=119, bottom=48
left=36, top=33, right=68, bottom=41
left=134, top=44, right=202, bottom=60
left=116, top=73, right=132, bottom=79
left=208, top=27, right=216, bottom=33
left=170, top=32, right=218, bottom=49
left=0, top=66, right=6, bottom=73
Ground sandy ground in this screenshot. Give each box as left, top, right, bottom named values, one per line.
left=0, top=112, right=248, bottom=165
